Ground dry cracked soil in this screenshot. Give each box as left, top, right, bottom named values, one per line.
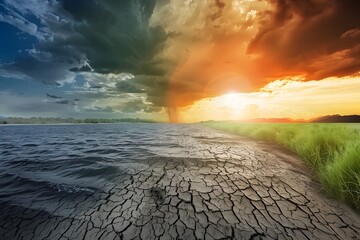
left=0, top=124, right=359, bottom=240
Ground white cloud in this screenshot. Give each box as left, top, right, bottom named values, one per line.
left=0, top=12, right=40, bottom=38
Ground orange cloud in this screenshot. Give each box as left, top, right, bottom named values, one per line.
left=248, top=0, right=360, bottom=80
left=166, top=37, right=299, bottom=110
left=163, top=0, right=360, bottom=121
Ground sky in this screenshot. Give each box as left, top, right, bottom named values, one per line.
left=0, top=0, right=359, bottom=122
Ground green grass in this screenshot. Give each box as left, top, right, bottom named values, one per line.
left=203, top=122, right=360, bottom=210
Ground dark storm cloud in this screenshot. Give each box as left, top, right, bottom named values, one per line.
left=116, top=81, right=145, bottom=93
left=46, top=93, right=62, bottom=99
left=248, top=0, right=360, bottom=80
left=59, top=0, right=167, bottom=75
left=130, top=75, right=168, bottom=106
left=118, top=99, right=144, bottom=113
left=45, top=95, right=74, bottom=105
left=0, top=0, right=167, bottom=86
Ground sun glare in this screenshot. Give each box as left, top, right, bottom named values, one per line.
left=220, top=92, right=242, bottom=110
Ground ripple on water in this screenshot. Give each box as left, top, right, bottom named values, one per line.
left=0, top=124, right=197, bottom=210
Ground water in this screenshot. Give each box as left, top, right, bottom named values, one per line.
left=0, top=123, right=203, bottom=211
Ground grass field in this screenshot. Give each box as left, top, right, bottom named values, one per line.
left=203, top=122, right=360, bottom=210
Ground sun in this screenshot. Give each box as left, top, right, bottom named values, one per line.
left=179, top=91, right=255, bottom=122
left=221, top=92, right=242, bottom=110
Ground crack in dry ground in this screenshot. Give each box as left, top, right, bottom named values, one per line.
left=0, top=125, right=359, bottom=239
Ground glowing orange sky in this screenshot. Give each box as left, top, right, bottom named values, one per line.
left=155, top=0, right=360, bottom=122
left=178, top=76, right=360, bottom=123
left=166, top=37, right=295, bottom=108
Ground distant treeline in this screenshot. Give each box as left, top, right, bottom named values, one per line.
left=0, top=117, right=157, bottom=124
left=311, top=115, right=360, bottom=123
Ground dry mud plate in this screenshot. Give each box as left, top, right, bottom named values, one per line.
left=1, top=125, right=360, bottom=239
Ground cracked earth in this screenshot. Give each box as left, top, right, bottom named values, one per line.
left=0, top=124, right=360, bottom=239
